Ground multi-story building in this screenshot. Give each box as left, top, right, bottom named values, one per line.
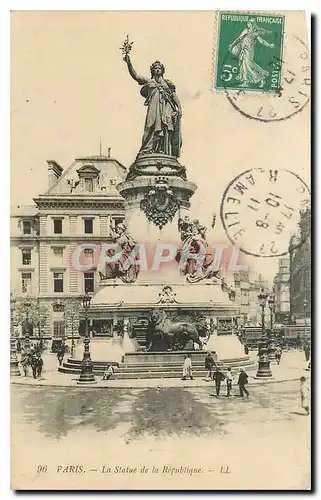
left=10, top=151, right=126, bottom=338
left=233, top=268, right=270, bottom=326
left=273, top=257, right=291, bottom=324
left=289, top=207, right=311, bottom=324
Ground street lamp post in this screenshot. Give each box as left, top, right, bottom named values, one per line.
left=10, top=294, right=21, bottom=376
left=24, top=298, right=31, bottom=350
left=78, top=293, right=96, bottom=384
left=255, top=290, right=273, bottom=378
left=303, top=298, right=308, bottom=335
left=267, top=294, right=276, bottom=362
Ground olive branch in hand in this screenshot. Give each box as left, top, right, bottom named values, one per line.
left=120, top=34, right=134, bottom=58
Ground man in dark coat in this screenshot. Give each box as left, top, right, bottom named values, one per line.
left=204, top=351, right=216, bottom=379
left=237, top=368, right=249, bottom=397
left=36, top=356, right=44, bottom=378
left=303, top=343, right=310, bottom=362
left=30, top=355, right=38, bottom=379
left=212, top=367, right=225, bottom=397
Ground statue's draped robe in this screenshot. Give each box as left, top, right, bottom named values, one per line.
left=139, top=78, right=182, bottom=157
left=233, top=29, right=269, bottom=85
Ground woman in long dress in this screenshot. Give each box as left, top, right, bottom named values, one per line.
left=229, top=18, right=275, bottom=88
left=300, top=376, right=310, bottom=415
left=124, top=55, right=182, bottom=157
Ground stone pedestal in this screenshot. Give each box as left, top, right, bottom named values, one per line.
left=255, top=347, right=273, bottom=378
left=117, top=153, right=197, bottom=243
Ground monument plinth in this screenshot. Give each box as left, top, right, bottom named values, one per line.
left=117, top=154, right=197, bottom=242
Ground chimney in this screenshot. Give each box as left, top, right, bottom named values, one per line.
left=47, top=160, right=63, bottom=188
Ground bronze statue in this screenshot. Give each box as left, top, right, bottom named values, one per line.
left=121, top=36, right=182, bottom=157
left=146, top=309, right=206, bottom=351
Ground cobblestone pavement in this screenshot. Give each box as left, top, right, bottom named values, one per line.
left=11, top=380, right=310, bottom=489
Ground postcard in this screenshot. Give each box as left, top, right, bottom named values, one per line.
left=11, top=10, right=310, bottom=490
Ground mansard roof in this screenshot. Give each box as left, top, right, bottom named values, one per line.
left=42, top=154, right=127, bottom=198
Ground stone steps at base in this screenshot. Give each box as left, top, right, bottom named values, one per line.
left=109, top=367, right=257, bottom=380
left=118, top=361, right=253, bottom=373
left=58, top=362, right=256, bottom=377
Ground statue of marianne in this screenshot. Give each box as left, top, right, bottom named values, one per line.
left=123, top=53, right=182, bottom=158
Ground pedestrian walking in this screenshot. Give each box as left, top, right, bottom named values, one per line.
left=182, top=354, right=193, bottom=380
left=303, top=343, right=310, bottom=362
left=275, top=345, right=282, bottom=365
left=226, top=367, right=233, bottom=397
left=57, top=345, right=65, bottom=366
left=244, top=344, right=249, bottom=355
left=36, top=356, right=44, bottom=378
left=30, top=355, right=38, bottom=379
left=300, top=376, right=310, bottom=415
left=204, top=351, right=216, bottom=379
left=237, top=368, right=249, bottom=397
left=21, top=354, right=29, bottom=377
left=212, top=367, right=225, bottom=397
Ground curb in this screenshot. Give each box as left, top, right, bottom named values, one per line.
left=10, top=374, right=305, bottom=390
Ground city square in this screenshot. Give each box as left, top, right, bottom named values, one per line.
left=10, top=11, right=310, bottom=490
left=11, top=363, right=310, bottom=490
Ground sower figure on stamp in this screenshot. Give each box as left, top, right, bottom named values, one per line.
left=229, top=18, right=275, bottom=89
left=122, top=39, right=182, bottom=157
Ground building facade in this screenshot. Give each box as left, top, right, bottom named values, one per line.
left=273, top=257, right=291, bottom=324
left=233, top=269, right=271, bottom=326
left=289, top=207, right=311, bottom=324
left=11, top=151, right=126, bottom=339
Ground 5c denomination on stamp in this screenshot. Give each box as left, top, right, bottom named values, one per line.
left=220, top=168, right=310, bottom=257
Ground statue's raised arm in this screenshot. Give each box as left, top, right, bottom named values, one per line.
left=123, top=54, right=149, bottom=85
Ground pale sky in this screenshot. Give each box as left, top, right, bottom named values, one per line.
left=10, top=11, right=310, bottom=281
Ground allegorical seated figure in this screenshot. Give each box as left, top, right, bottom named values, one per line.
left=100, top=223, right=139, bottom=284
left=176, top=216, right=218, bottom=282
left=123, top=54, right=182, bottom=157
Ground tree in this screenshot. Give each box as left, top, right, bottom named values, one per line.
left=64, top=299, right=81, bottom=351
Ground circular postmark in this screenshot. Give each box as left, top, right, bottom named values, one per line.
left=224, top=34, right=310, bottom=122
left=220, top=168, right=310, bottom=257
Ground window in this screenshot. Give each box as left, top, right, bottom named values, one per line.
left=113, top=217, right=124, bottom=230
left=84, top=178, right=94, bottom=192
left=53, top=219, right=63, bottom=234
left=84, top=248, right=94, bottom=266
left=53, top=247, right=64, bottom=265
left=53, top=272, right=64, bottom=292
left=21, top=273, right=32, bottom=294
left=22, top=249, right=31, bottom=265
left=22, top=221, right=31, bottom=234
left=84, top=272, right=95, bottom=293
left=53, top=320, right=65, bottom=338
left=84, top=218, right=93, bottom=234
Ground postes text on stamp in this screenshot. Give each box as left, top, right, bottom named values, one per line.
left=215, top=12, right=285, bottom=93
left=220, top=168, right=310, bottom=258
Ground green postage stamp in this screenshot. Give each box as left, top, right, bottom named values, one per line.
left=215, top=12, right=285, bottom=93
